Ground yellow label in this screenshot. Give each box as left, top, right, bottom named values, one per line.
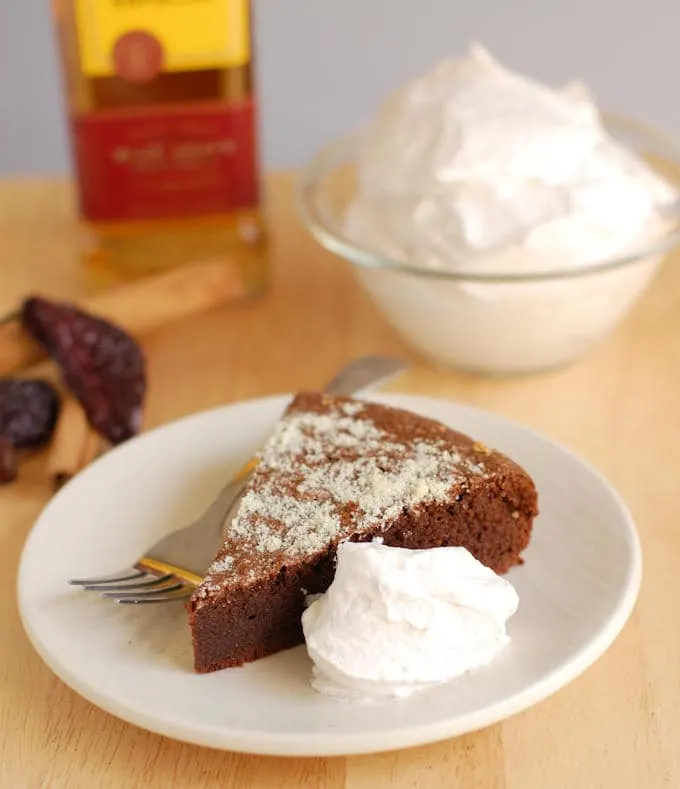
left=74, top=0, right=249, bottom=76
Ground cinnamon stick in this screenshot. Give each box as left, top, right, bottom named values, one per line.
left=79, top=427, right=105, bottom=470
left=0, top=316, right=41, bottom=378
left=47, top=398, right=102, bottom=490
left=0, top=260, right=246, bottom=376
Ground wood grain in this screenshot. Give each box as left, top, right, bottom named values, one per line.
left=1, top=175, right=678, bottom=788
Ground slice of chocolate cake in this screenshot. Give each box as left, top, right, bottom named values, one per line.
left=188, top=393, right=538, bottom=673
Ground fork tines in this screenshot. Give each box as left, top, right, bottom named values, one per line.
left=69, top=568, right=193, bottom=604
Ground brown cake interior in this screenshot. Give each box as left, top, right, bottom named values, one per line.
left=188, top=393, right=538, bottom=674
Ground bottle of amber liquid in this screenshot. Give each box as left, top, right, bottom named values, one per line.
left=52, top=0, right=267, bottom=296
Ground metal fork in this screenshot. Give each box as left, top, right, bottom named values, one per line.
left=68, top=355, right=407, bottom=604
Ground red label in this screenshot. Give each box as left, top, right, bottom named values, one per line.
left=72, top=99, right=259, bottom=221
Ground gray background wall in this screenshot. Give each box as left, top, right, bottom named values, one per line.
left=0, top=0, right=677, bottom=174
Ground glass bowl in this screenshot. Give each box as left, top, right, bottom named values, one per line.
left=297, top=114, right=680, bottom=375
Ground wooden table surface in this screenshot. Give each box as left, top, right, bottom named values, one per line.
left=1, top=175, right=679, bottom=789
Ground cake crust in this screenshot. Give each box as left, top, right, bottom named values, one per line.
left=188, top=393, right=538, bottom=673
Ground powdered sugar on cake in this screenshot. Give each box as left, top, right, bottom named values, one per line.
left=194, top=396, right=489, bottom=601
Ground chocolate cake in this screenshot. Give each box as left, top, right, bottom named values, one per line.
left=188, top=393, right=538, bottom=673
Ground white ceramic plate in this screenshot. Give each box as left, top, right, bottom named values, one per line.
left=18, top=394, right=641, bottom=757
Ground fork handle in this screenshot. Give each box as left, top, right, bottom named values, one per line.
left=231, top=355, right=407, bottom=479
left=322, top=355, right=407, bottom=397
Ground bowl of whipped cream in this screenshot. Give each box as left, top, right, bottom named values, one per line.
left=298, top=45, right=680, bottom=375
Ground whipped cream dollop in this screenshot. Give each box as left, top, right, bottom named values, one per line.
left=344, top=45, right=678, bottom=274
left=301, top=541, right=519, bottom=700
